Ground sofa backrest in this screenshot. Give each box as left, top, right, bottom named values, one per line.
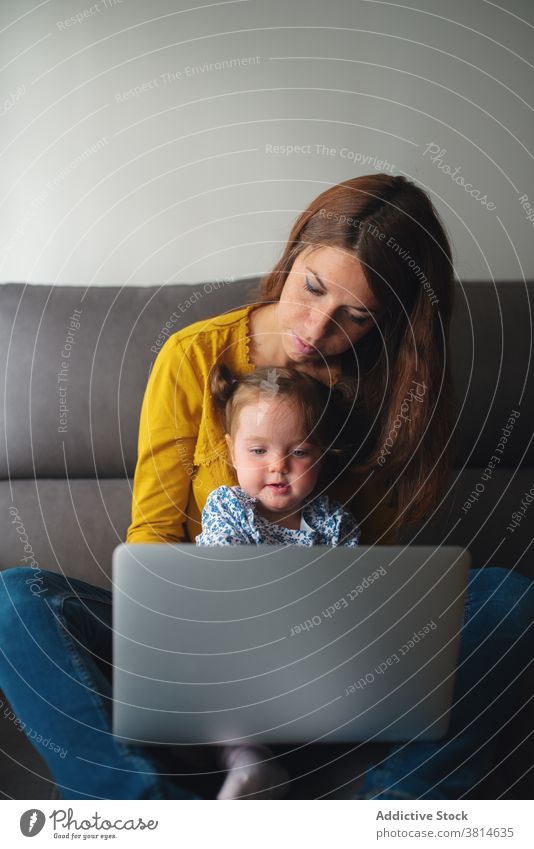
left=0, top=278, right=258, bottom=480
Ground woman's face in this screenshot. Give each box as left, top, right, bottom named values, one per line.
left=276, top=245, right=383, bottom=363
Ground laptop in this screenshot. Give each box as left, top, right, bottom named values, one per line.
left=112, top=544, right=470, bottom=747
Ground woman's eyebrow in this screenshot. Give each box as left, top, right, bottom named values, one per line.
left=306, top=267, right=379, bottom=315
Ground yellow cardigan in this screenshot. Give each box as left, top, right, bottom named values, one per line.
left=126, top=305, right=398, bottom=545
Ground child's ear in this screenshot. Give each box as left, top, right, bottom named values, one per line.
left=225, top=433, right=235, bottom=466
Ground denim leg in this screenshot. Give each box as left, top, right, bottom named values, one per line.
left=0, top=567, right=201, bottom=800
left=354, top=566, right=534, bottom=800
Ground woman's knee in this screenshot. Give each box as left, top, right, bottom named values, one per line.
left=1, top=565, right=39, bottom=601
left=0, top=567, right=65, bottom=632
left=466, top=566, right=534, bottom=636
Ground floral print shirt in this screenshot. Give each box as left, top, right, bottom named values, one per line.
left=195, top=485, right=361, bottom=547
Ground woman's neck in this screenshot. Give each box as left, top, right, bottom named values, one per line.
left=247, top=303, right=284, bottom=366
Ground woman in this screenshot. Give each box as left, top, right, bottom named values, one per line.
left=0, top=174, right=532, bottom=800
left=127, top=173, right=455, bottom=550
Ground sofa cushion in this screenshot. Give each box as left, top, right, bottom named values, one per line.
left=399, top=467, right=534, bottom=578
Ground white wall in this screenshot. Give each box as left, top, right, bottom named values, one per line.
left=1, top=0, right=533, bottom=286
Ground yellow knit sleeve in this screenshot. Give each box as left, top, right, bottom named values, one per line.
left=126, top=334, right=204, bottom=544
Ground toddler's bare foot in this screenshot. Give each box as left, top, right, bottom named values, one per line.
left=216, top=744, right=290, bottom=800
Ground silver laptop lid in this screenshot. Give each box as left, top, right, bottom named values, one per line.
left=113, top=544, right=470, bottom=746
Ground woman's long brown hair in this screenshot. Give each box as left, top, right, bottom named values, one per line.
left=254, top=174, right=457, bottom=530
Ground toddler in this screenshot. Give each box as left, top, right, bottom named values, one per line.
left=196, top=363, right=361, bottom=799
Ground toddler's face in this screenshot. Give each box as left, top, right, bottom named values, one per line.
left=225, top=397, right=324, bottom=523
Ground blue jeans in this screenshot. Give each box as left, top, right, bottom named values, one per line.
left=0, top=566, right=532, bottom=800
left=354, top=566, right=534, bottom=799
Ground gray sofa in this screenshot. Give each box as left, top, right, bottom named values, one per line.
left=1, top=278, right=533, bottom=799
